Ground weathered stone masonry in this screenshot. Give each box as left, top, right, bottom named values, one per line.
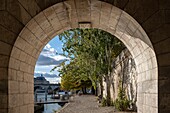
left=102, top=49, right=137, bottom=110
left=0, top=0, right=170, bottom=113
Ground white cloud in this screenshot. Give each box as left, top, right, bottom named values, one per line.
left=46, top=77, right=61, bottom=84
left=44, top=44, right=51, bottom=50
left=36, top=55, right=65, bottom=66
left=41, top=44, right=57, bottom=57
left=36, top=44, right=69, bottom=66
left=52, top=55, right=69, bottom=61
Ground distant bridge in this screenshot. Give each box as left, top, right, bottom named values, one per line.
left=34, top=84, right=60, bottom=91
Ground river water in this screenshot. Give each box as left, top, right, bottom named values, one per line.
left=35, top=93, right=62, bottom=113
left=43, top=104, right=62, bottom=113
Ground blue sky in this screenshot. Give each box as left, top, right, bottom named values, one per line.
left=34, top=35, right=68, bottom=84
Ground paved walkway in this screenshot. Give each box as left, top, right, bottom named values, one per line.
left=57, top=95, right=116, bottom=113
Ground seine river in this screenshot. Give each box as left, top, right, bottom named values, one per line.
left=35, top=93, right=62, bottom=113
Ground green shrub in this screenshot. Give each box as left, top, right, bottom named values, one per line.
left=110, top=100, right=114, bottom=106
left=101, top=97, right=107, bottom=107
left=114, top=87, right=130, bottom=111
left=100, top=97, right=114, bottom=107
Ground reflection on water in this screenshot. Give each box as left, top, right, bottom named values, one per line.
left=35, top=94, right=62, bottom=113
left=43, top=103, right=62, bottom=113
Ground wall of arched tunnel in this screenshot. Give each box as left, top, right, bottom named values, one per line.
left=0, top=0, right=170, bottom=113
left=7, top=1, right=158, bottom=113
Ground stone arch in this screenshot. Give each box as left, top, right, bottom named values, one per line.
left=7, top=0, right=158, bottom=113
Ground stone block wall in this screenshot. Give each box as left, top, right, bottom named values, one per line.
left=1, top=0, right=169, bottom=112
left=102, top=49, right=137, bottom=110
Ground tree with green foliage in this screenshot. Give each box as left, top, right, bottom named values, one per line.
left=58, top=60, right=92, bottom=92
left=52, top=28, right=125, bottom=105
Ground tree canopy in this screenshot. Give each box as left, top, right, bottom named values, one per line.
left=52, top=28, right=125, bottom=99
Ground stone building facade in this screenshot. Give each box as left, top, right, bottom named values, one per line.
left=34, top=75, right=50, bottom=85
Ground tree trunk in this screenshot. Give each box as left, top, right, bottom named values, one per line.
left=106, top=75, right=111, bottom=106
left=91, top=86, right=95, bottom=95
left=100, top=77, right=103, bottom=97
left=95, top=89, right=97, bottom=96
left=84, top=87, right=87, bottom=94
left=82, top=87, right=87, bottom=94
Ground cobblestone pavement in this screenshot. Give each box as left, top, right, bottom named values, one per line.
left=57, top=95, right=115, bottom=113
